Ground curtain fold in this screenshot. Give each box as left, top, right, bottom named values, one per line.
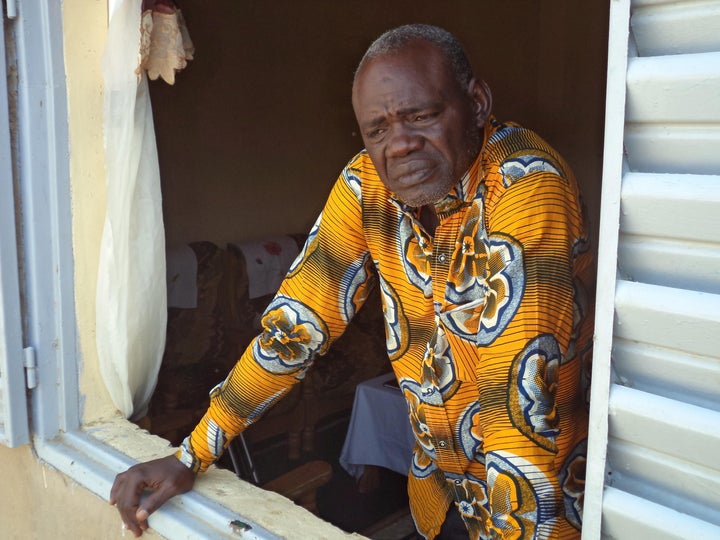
left=97, top=0, right=167, bottom=420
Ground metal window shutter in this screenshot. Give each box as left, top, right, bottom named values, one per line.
left=0, top=6, right=29, bottom=448
left=586, top=0, right=720, bottom=538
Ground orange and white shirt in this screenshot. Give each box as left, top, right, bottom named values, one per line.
left=178, top=118, right=594, bottom=540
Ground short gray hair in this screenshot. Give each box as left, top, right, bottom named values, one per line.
left=354, top=24, right=474, bottom=89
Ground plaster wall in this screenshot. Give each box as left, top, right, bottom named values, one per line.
left=0, top=2, right=147, bottom=538
left=0, top=444, right=158, bottom=539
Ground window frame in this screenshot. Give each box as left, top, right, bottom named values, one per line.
left=7, top=2, right=294, bottom=538
left=0, top=3, right=30, bottom=449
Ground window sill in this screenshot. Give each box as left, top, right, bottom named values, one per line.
left=33, top=418, right=355, bottom=539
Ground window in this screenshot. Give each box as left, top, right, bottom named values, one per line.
left=2, top=2, right=306, bottom=538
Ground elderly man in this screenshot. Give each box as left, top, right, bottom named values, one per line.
left=111, top=24, right=594, bottom=540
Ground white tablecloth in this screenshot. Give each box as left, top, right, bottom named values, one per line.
left=339, top=372, right=416, bottom=479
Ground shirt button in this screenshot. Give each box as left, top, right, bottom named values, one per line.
left=455, top=479, right=462, bottom=485
left=438, top=253, right=446, bottom=263
left=438, top=440, right=446, bottom=448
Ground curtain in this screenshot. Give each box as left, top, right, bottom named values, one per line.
left=97, top=0, right=167, bottom=420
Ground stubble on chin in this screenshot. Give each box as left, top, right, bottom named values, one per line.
left=396, top=176, right=457, bottom=208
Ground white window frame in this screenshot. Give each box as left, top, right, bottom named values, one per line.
left=582, top=0, right=631, bottom=537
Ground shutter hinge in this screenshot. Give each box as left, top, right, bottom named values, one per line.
left=23, top=347, right=37, bottom=389
left=4, top=0, right=18, bottom=20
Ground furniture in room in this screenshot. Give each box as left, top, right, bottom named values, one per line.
left=226, top=433, right=333, bottom=515
left=339, top=372, right=415, bottom=481
left=145, top=238, right=390, bottom=461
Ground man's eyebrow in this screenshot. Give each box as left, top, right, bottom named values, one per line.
left=361, top=103, right=442, bottom=129
left=362, top=116, right=387, bottom=129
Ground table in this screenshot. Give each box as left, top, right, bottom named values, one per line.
left=339, top=372, right=416, bottom=479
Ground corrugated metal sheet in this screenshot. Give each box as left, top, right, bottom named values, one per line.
left=587, top=0, right=720, bottom=538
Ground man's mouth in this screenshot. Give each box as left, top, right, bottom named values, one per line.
left=391, top=162, right=436, bottom=186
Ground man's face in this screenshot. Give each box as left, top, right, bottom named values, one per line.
left=352, top=40, right=490, bottom=207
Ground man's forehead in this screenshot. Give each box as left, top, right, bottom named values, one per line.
left=353, top=42, right=453, bottom=98
left=359, top=40, right=445, bottom=75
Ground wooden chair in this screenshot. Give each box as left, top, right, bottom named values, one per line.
left=226, top=433, right=332, bottom=515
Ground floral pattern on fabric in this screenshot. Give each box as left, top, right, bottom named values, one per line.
left=449, top=475, right=492, bottom=540
left=403, top=380, right=439, bottom=479
left=206, top=418, right=226, bottom=459
left=380, top=276, right=410, bottom=361
left=287, top=214, right=321, bottom=277
left=399, top=211, right=433, bottom=295
left=447, top=197, right=488, bottom=302
left=253, top=296, right=327, bottom=374
left=508, top=334, right=562, bottom=452
left=499, top=155, right=561, bottom=188
left=486, top=452, right=550, bottom=539
left=560, top=440, right=586, bottom=531
left=343, top=166, right=363, bottom=201
left=420, top=326, right=460, bottom=403
left=440, top=223, right=525, bottom=345
left=475, top=233, right=525, bottom=345
left=340, top=254, right=375, bottom=323
left=459, top=401, right=485, bottom=464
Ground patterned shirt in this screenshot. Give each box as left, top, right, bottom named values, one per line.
left=178, top=118, right=594, bottom=540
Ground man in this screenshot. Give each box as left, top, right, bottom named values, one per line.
left=111, top=24, right=594, bottom=540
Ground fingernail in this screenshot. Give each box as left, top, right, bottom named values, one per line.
left=136, top=509, right=149, bottom=521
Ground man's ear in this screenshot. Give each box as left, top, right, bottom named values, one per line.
left=468, top=79, right=493, bottom=127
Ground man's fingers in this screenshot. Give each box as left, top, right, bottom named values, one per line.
left=110, top=455, right=196, bottom=536
left=136, top=508, right=150, bottom=522
left=133, top=486, right=174, bottom=534
left=135, top=488, right=171, bottom=525
left=119, top=506, right=145, bottom=537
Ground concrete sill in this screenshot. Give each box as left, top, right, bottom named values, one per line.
left=33, top=418, right=357, bottom=539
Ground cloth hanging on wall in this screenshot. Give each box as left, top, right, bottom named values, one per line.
left=97, top=0, right=168, bottom=420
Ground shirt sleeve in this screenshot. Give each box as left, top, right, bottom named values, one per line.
left=176, top=160, right=376, bottom=473
left=477, top=166, right=590, bottom=537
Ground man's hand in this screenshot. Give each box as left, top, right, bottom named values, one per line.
left=110, top=454, right=196, bottom=537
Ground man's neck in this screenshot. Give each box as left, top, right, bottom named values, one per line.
left=419, top=205, right=439, bottom=236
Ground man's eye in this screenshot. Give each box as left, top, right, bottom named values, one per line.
left=367, top=128, right=386, bottom=139
left=412, top=112, right=437, bottom=124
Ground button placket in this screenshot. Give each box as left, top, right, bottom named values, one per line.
left=425, top=216, right=466, bottom=475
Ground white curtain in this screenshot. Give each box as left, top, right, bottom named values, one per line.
left=97, top=0, right=166, bottom=420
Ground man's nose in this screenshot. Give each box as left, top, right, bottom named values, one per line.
left=386, top=124, right=422, bottom=157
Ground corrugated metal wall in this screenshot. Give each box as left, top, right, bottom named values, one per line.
left=586, top=0, right=720, bottom=538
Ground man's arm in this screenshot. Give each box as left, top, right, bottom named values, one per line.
left=478, top=166, right=592, bottom=537
left=109, top=159, right=372, bottom=534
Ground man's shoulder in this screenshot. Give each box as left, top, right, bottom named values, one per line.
left=483, top=121, right=572, bottom=188
left=340, top=150, right=382, bottom=192
left=343, top=149, right=374, bottom=176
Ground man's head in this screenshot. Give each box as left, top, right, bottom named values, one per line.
left=352, top=24, right=492, bottom=207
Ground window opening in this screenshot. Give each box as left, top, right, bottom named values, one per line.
left=139, top=2, right=609, bottom=536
